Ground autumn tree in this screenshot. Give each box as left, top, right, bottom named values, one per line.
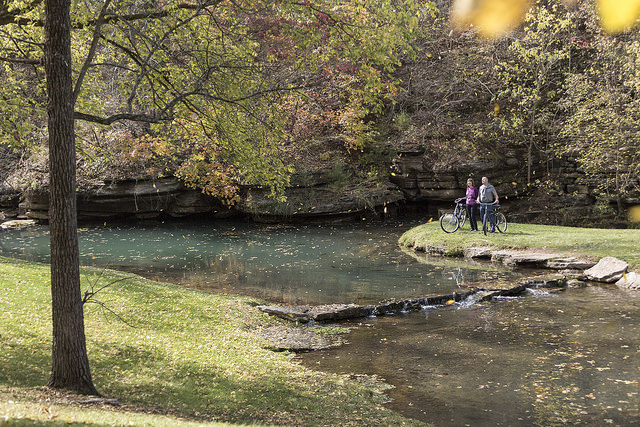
left=559, top=20, right=640, bottom=214
left=493, top=3, right=575, bottom=184
left=1, top=0, right=428, bottom=394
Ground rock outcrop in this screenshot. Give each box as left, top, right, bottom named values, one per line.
left=390, top=150, right=522, bottom=204
left=0, top=219, right=37, bottom=229
left=19, top=175, right=405, bottom=222
left=22, top=177, right=229, bottom=221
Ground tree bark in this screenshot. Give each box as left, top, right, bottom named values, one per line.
left=44, top=0, right=98, bottom=395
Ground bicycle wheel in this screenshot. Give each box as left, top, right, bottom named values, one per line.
left=440, top=212, right=459, bottom=233
left=495, top=212, right=507, bottom=233
left=458, top=207, right=467, bottom=228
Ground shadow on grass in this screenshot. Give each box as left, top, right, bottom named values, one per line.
left=0, top=340, right=50, bottom=388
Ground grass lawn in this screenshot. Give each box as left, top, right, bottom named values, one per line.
left=399, top=222, right=640, bottom=269
left=0, top=256, right=423, bottom=426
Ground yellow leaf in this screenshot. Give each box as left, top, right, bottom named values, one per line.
left=451, top=0, right=531, bottom=38
left=598, top=0, right=640, bottom=33
left=628, top=205, right=640, bottom=222
left=446, top=299, right=455, bottom=305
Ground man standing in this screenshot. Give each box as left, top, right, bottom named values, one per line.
left=478, top=176, right=499, bottom=232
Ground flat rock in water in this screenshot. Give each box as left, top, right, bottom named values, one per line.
left=584, top=257, right=629, bottom=283
left=310, top=304, right=374, bottom=322
left=616, top=272, right=640, bottom=290
left=545, top=257, right=596, bottom=270
left=500, top=252, right=565, bottom=267
left=253, top=326, right=332, bottom=351
left=257, top=304, right=374, bottom=323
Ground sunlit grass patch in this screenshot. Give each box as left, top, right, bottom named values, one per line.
left=399, top=222, right=640, bottom=269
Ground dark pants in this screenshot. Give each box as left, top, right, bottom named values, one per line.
left=466, top=204, right=478, bottom=231
left=480, top=203, right=495, bottom=232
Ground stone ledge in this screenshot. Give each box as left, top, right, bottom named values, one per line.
left=411, top=244, right=596, bottom=271
left=257, top=277, right=566, bottom=324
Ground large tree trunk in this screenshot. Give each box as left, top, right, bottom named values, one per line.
left=44, top=0, right=98, bottom=395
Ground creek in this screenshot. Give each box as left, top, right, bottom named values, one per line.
left=1, top=219, right=638, bottom=425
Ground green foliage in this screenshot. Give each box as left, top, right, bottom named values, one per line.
left=327, top=159, right=353, bottom=190
left=558, top=21, right=640, bottom=209
left=0, top=0, right=431, bottom=199
left=494, top=3, right=575, bottom=183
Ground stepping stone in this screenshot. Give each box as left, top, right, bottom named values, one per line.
left=584, top=257, right=628, bottom=283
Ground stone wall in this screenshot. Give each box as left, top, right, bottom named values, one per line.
left=16, top=175, right=406, bottom=223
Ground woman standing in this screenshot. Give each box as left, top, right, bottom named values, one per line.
left=465, top=178, right=479, bottom=231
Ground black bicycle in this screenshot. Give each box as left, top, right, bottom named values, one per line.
left=480, top=202, right=507, bottom=235
left=439, top=198, right=467, bottom=233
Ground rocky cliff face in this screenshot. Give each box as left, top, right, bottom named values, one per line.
left=389, top=148, right=524, bottom=212
left=4, top=149, right=638, bottom=225
left=17, top=175, right=406, bottom=223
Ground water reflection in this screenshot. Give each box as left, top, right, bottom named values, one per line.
left=0, top=220, right=523, bottom=305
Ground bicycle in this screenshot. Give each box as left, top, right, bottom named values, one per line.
left=439, top=198, right=467, bottom=233
left=480, top=202, right=507, bottom=235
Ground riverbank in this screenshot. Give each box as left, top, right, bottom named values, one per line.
left=399, top=222, right=640, bottom=270
left=0, top=257, right=423, bottom=426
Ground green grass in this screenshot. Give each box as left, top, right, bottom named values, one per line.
left=399, top=222, right=640, bottom=269
left=0, top=257, right=423, bottom=426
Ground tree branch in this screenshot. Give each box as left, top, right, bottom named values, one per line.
left=74, top=111, right=168, bottom=124
left=0, top=55, right=41, bottom=64
left=73, top=0, right=112, bottom=104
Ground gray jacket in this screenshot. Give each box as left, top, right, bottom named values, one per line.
left=478, top=184, right=498, bottom=203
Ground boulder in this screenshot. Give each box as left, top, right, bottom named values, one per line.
left=615, top=272, right=640, bottom=290
left=584, top=257, right=629, bottom=283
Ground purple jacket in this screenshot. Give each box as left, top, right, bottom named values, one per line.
left=466, top=187, right=478, bottom=205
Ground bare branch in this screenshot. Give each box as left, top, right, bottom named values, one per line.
left=74, top=111, right=168, bottom=124
left=85, top=299, right=136, bottom=328
left=0, top=55, right=41, bottom=64
left=73, top=0, right=112, bottom=104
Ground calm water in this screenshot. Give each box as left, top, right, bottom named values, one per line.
left=302, top=286, right=640, bottom=426
left=1, top=220, right=638, bottom=425
left=0, top=220, right=520, bottom=305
